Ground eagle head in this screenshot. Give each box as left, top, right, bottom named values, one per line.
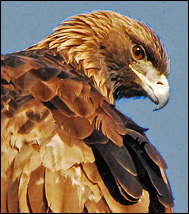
left=32, top=10, right=170, bottom=110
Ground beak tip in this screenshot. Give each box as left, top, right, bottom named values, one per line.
left=153, top=97, right=169, bottom=111
left=153, top=105, right=161, bottom=111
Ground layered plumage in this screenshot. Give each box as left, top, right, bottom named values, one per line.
left=1, top=11, right=174, bottom=213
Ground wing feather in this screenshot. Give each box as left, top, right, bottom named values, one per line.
left=7, top=176, right=20, bottom=213
left=1, top=49, right=174, bottom=213
left=27, top=165, right=47, bottom=213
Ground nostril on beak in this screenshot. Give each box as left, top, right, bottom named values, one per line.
left=157, top=81, right=163, bottom=85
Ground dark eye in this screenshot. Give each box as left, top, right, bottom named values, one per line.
left=132, top=45, right=145, bottom=60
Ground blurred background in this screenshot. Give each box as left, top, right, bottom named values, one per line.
left=1, top=1, right=188, bottom=212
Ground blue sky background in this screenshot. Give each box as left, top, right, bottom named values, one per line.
left=1, top=1, right=188, bottom=213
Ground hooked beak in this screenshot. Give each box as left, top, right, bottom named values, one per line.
left=129, top=65, right=170, bottom=111
left=145, top=74, right=170, bottom=111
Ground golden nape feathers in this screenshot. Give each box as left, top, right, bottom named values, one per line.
left=1, top=10, right=174, bottom=213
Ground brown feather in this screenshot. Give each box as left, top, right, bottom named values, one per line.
left=27, top=165, right=47, bottom=213
left=7, top=176, right=20, bottom=213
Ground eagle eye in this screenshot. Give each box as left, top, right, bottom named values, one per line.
left=132, top=45, right=145, bottom=60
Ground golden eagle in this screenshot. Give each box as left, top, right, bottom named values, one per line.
left=1, top=11, right=174, bottom=213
